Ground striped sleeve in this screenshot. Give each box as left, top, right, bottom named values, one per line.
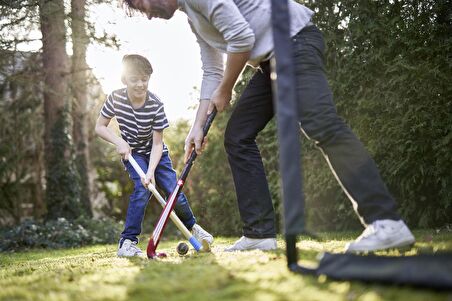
left=152, top=104, right=169, bottom=131
left=100, top=94, right=115, bottom=119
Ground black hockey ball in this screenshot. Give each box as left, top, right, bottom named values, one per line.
left=176, top=241, right=189, bottom=255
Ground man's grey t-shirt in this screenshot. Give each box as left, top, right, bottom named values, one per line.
left=177, top=0, right=314, bottom=100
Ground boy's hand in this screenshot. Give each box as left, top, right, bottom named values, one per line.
left=116, top=139, right=131, bottom=160
left=142, top=171, right=155, bottom=188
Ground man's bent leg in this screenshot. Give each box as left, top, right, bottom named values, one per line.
left=224, top=62, right=277, bottom=239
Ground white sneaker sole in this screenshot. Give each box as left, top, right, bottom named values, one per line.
left=346, top=236, right=415, bottom=253
left=117, top=250, right=145, bottom=257
left=117, top=252, right=144, bottom=257
left=225, top=240, right=277, bottom=252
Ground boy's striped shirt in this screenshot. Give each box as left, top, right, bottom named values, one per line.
left=100, top=88, right=169, bottom=155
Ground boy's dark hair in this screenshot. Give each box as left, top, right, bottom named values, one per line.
left=121, top=54, right=153, bottom=84
left=121, top=0, right=140, bottom=16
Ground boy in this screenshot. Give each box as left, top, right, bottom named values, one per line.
left=95, top=54, right=213, bottom=257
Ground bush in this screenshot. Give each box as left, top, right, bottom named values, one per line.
left=0, top=217, right=122, bottom=251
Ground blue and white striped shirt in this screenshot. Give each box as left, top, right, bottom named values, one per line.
left=100, top=88, right=169, bottom=155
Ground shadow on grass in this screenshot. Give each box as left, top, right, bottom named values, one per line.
left=121, top=243, right=366, bottom=301
left=124, top=252, right=260, bottom=301
left=1, top=234, right=450, bottom=301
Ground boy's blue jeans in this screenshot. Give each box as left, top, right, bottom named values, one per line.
left=120, top=151, right=196, bottom=244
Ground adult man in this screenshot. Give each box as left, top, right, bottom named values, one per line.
left=122, top=0, right=415, bottom=252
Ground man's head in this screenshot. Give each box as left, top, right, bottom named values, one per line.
left=121, top=54, right=153, bottom=100
left=122, top=0, right=178, bottom=20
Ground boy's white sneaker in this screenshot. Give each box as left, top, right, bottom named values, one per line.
left=345, top=219, right=415, bottom=253
left=191, top=224, right=214, bottom=245
left=225, top=236, right=277, bottom=252
left=117, top=239, right=144, bottom=257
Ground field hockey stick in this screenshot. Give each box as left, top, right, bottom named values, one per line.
left=146, top=108, right=217, bottom=259
left=127, top=155, right=204, bottom=252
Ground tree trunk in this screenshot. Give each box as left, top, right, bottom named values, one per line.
left=71, top=0, right=92, bottom=217
left=33, top=139, right=46, bottom=219
left=39, top=0, right=81, bottom=220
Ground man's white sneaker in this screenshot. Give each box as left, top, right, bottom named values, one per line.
left=117, top=239, right=144, bottom=257
left=345, top=219, right=415, bottom=253
left=224, top=236, right=277, bottom=252
left=191, top=224, right=214, bottom=245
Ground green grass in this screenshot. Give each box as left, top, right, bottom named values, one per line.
left=1, top=231, right=451, bottom=301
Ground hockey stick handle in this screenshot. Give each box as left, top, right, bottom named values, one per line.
left=148, top=109, right=217, bottom=257
left=127, top=155, right=202, bottom=251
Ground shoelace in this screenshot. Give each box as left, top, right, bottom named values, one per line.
left=130, top=242, right=142, bottom=253
left=361, top=221, right=395, bottom=239
left=232, top=236, right=247, bottom=247
left=193, top=226, right=210, bottom=240
left=124, top=241, right=142, bottom=254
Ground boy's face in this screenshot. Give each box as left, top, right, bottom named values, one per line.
left=129, top=0, right=178, bottom=20
left=124, top=72, right=150, bottom=100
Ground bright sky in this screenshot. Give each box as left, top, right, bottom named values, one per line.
left=87, top=4, right=203, bottom=122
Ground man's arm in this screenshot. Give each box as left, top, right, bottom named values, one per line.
left=191, top=0, right=255, bottom=54
left=184, top=1, right=254, bottom=161
left=184, top=99, right=210, bottom=163
left=184, top=50, right=250, bottom=162
left=209, top=51, right=250, bottom=113
left=184, top=23, right=222, bottom=162
left=189, top=0, right=255, bottom=108
left=94, top=115, right=131, bottom=160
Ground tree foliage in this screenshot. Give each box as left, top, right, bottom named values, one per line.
left=0, top=51, right=45, bottom=223
left=304, top=0, right=452, bottom=228
left=0, top=0, right=118, bottom=224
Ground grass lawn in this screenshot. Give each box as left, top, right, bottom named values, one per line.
left=1, top=230, right=451, bottom=301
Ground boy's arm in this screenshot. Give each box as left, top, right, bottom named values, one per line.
left=145, top=130, right=164, bottom=186
left=95, top=115, right=131, bottom=160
